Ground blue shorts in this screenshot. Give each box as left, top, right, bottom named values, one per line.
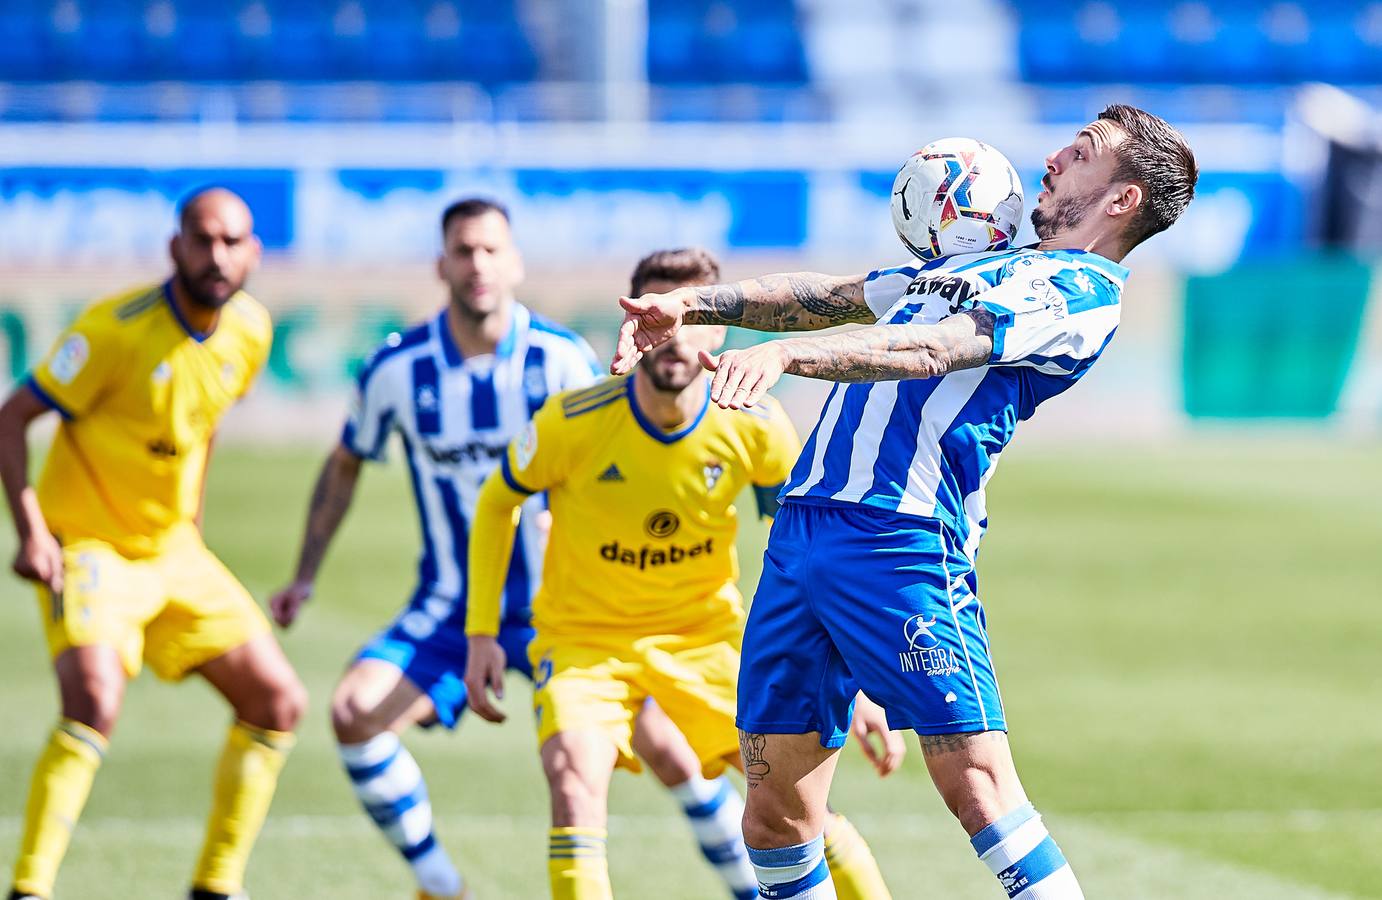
left=737, top=500, right=1005, bottom=746
left=357, top=597, right=534, bottom=729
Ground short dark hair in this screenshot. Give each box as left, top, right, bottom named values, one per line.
left=1098, top=104, right=1199, bottom=249
left=629, top=248, right=722, bottom=296
left=440, top=197, right=510, bottom=235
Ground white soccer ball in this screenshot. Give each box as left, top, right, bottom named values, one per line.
left=890, top=137, right=1024, bottom=260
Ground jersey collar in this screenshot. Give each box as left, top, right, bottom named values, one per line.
left=163, top=280, right=214, bottom=342
left=626, top=376, right=710, bottom=444
left=435, top=302, right=525, bottom=368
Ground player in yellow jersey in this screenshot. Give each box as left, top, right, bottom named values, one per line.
left=463, top=249, right=900, bottom=900
left=0, top=189, right=307, bottom=900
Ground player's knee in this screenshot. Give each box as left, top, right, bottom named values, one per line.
left=741, top=792, right=811, bottom=849
left=636, top=738, right=700, bottom=787
left=330, top=687, right=386, bottom=743
left=61, top=675, right=125, bottom=737
left=934, top=770, right=1015, bottom=836
left=542, top=758, right=606, bottom=828
left=240, top=672, right=308, bottom=733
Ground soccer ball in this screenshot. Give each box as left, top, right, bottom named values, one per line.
left=890, top=137, right=1024, bottom=260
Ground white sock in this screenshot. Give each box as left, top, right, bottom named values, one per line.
left=969, top=803, right=1083, bottom=899
left=339, top=733, right=463, bottom=896
left=670, top=776, right=757, bottom=899
left=746, top=834, right=837, bottom=899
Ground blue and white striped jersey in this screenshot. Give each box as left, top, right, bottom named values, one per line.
left=342, top=303, right=599, bottom=628
left=782, top=248, right=1128, bottom=560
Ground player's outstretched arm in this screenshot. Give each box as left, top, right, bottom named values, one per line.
left=612, top=272, right=872, bottom=375
left=463, top=469, right=529, bottom=723
left=700, top=310, right=996, bottom=409
left=269, top=444, right=364, bottom=627
left=0, top=386, right=64, bottom=594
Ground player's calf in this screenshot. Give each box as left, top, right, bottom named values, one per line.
left=332, top=664, right=465, bottom=899
left=922, top=731, right=1083, bottom=899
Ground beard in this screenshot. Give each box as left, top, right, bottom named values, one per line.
left=1030, top=187, right=1102, bottom=240
left=640, top=351, right=699, bottom=393
left=174, top=265, right=239, bottom=309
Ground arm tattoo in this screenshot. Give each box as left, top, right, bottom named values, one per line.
left=778, top=316, right=994, bottom=383
left=685, top=273, right=873, bottom=332
left=295, top=452, right=360, bottom=581
left=919, top=730, right=1007, bottom=759
left=738, top=730, right=771, bottom=788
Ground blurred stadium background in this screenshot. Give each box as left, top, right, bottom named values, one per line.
left=2, top=1, right=1381, bottom=898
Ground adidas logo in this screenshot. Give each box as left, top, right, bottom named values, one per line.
left=597, top=463, right=625, bottom=483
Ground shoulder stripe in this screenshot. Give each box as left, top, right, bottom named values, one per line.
left=563, top=390, right=625, bottom=418
left=561, top=378, right=625, bottom=413
left=114, top=287, right=163, bottom=320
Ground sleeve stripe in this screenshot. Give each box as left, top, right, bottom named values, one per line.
left=24, top=375, right=74, bottom=420
left=500, top=454, right=538, bottom=496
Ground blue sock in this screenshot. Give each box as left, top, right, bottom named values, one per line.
left=746, top=834, right=836, bottom=899
left=339, top=733, right=462, bottom=897
left=970, top=803, right=1083, bottom=899
left=671, top=776, right=757, bottom=899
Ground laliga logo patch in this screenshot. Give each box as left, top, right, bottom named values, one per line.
left=152, top=361, right=172, bottom=384
left=49, top=333, right=90, bottom=385
left=515, top=421, right=538, bottom=470
left=415, top=384, right=438, bottom=411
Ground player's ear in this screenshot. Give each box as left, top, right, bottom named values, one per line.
left=1108, top=182, right=1142, bottom=219
left=248, top=234, right=263, bottom=270
left=168, top=232, right=181, bottom=267
left=435, top=253, right=446, bottom=283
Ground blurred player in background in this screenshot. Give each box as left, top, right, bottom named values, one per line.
left=268, top=198, right=595, bottom=900
left=465, top=248, right=899, bottom=900
left=612, top=106, right=1198, bottom=899
left=0, top=188, right=306, bottom=900
left=269, top=204, right=775, bottom=900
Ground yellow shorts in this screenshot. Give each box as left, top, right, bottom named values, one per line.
left=530, top=623, right=742, bottom=779
left=37, top=532, right=269, bottom=681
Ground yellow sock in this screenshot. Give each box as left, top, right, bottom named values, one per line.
left=548, top=827, right=612, bottom=900
left=824, top=812, right=892, bottom=900
left=12, top=719, right=107, bottom=898
left=191, top=721, right=295, bottom=895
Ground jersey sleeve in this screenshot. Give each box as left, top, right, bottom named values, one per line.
left=340, top=354, right=398, bottom=461
left=863, top=262, right=924, bottom=319
left=974, top=260, right=1121, bottom=376
left=500, top=395, right=572, bottom=496
left=27, top=308, right=123, bottom=419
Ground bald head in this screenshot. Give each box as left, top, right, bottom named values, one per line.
left=170, top=187, right=261, bottom=309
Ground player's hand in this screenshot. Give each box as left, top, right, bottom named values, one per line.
left=612, top=291, right=688, bottom=375
left=464, top=635, right=509, bottom=723
left=700, top=343, right=787, bottom=410
left=851, top=692, right=906, bottom=778
left=269, top=580, right=313, bottom=628
left=13, top=528, right=63, bottom=595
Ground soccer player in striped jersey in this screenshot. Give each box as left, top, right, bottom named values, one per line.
left=0, top=189, right=307, bottom=900
left=465, top=248, right=899, bottom=900
left=612, top=106, right=1198, bottom=899
left=268, top=205, right=778, bottom=900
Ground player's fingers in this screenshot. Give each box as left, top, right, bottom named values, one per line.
left=856, top=731, right=884, bottom=771
left=698, top=349, right=720, bottom=372
left=618, top=295, right=649, bottom=314
left=713, top=356, right=745, bottom=407
left=734, top=369, right=766, bottom=409
left=744, top=372, right=772, bottom=408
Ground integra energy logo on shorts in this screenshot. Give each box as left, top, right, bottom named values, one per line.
left=899, top=613, right=961, bottom=676
left=599, top=509, right=713, bottom=570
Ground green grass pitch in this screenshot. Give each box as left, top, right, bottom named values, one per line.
left=1, top=440, right=1379, bottom=898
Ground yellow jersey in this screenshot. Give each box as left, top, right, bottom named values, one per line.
left=28, top=281, right=273, bottom=558
left=467, top=375, right=800, bottom=640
